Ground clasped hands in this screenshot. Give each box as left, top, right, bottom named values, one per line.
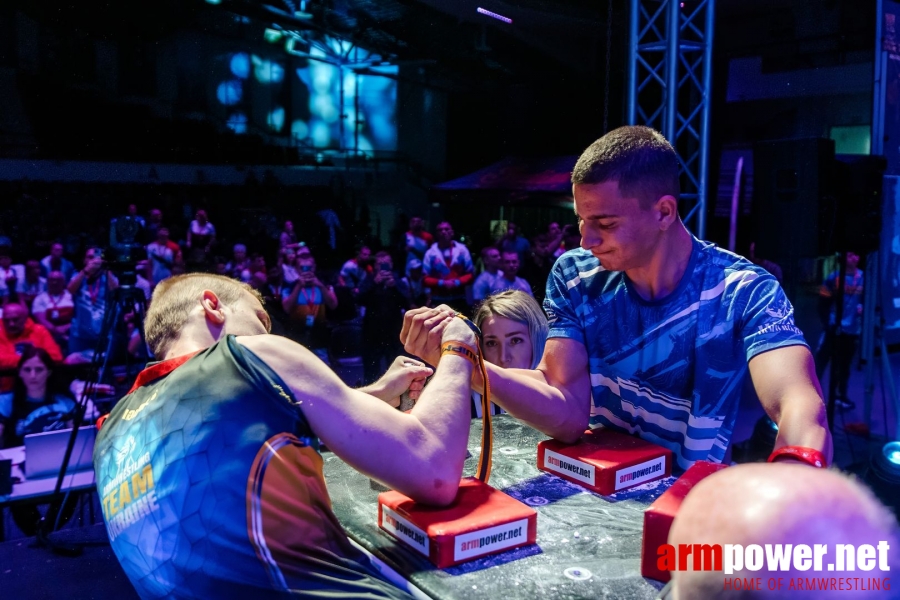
left=365, top=306, right=479, bottom=408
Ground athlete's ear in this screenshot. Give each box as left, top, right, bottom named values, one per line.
left=655, top=195, right=680, bottom=230
left=200, top=290, right=225, bottom=325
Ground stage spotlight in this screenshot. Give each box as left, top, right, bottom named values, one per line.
left=477, top=7, right=512, bottom=24
left=205, top=0, right=222, bottom=4
left=863, top=441, right=900, bottom=518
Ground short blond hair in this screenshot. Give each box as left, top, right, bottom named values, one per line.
left=145, top=273, right=262, bottom=358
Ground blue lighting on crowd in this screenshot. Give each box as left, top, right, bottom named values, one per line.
left=226, top=113, right=248, bottom=134
left=216, top=80, right=243, bottom=106
left=230, top=53, right=250, bottom=79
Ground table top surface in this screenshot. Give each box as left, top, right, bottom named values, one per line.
left=0, top=445, right=96, bottom=504
left=324, top=415, right=671, bottom=600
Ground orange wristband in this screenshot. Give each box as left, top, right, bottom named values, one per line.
left=440, top=341, right=478, bottom=365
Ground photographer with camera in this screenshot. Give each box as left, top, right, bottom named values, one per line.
left=281, top=254, right=337, bottom=364
left=66, top=247, right=118, bottom=357
left=359, top=251, right=408, bottom=385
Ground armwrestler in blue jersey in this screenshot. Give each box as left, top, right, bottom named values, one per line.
left=401, top=126, right=831, bottom=470
left=94, top=273, right=477, bottom=599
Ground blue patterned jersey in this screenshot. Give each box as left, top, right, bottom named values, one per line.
left=544, top=237, right=808, bottom=469
left=94, top=336, right=411, bottom=599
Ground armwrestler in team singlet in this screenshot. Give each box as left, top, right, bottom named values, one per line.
left=93, top=273, right=476, bottom=599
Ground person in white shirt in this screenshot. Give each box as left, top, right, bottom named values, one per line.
left=0, top=246, right=25, bottom=305
left=489, top=251, right=533, bottom=297
left=31, top=270, right=75, bottom=348
left=146, top=227, right=182, bottom=287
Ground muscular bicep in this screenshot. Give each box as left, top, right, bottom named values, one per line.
left=485, top=337, right=591, bottom=443
left=748, top=344, right=822, bottom=419
left=538, top=337, right=592, bottom=406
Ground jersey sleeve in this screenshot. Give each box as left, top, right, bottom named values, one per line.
left=543, top=258, right=585, bottom=345
left=739, top=273, right=809, bottom=361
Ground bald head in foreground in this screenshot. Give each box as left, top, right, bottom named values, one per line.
left=669, top=463, right=900, bottom=599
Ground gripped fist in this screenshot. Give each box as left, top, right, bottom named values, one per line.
left=399, top=305, right=456, bottom=366
left=378, top=356, right=434, bottom=406
left=440, top=314, right=478, bottom=349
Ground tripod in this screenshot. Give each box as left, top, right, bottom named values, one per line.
left=861, top=251, right=899, bottom=439
left=34, top=272, right=148, bottom=554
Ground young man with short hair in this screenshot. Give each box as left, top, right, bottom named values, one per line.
left=95, top=273, right=476, bottom=598
left=403, top=125, right=831, bottom=470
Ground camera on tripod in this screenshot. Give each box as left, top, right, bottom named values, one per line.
left=107, top=215, right=146, bottom=287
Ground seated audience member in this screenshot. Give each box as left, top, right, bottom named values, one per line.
left=94, top=274, right=474, bottom=599
left=471, top=290, right=548, bottom=417
left=282, top=255, right=338, bottom=363
left=40, top=243, right=76, bottom=282
left=135, top=260, right=153, bottom=301
left=0, top=246, right=25, bottom=305
left=213, top=256, right=228, bottom=276
left=498, top=222, right=531, bottom=266
left=126, top=203, right=146, bottom=228
left=249, top=253, right=267, bottom=279
left=31, top=271, right=75, bottom=351
left=280, top=246, right=300, bottom=285
left=20, top=260, right=47, bottom=310
left=143, top=208, right=164, bottom=244
left=225, top=243, right=251, bottom=282
left=185, top=209, right=216, bottom=271
left=489, top=251, right=534, bottom=297
left=67, top=247, right=119, bottom=355
left=472, top=247, right=503, bottom=303
left=0, top=347, right=79, bottom=535
left=422, top=221, right=474, bottom=314
left=668, top=463, right=900, bottom=599
left=533, top=222, right=564, bottom=264
left=0, top=347, right=75, bottom=447
left=279, top=219, right=297, bottom=250
left=0, top=304, right=63, bottom=391
left=339, top=245, right=374, bottom=295
left=404, top=215, right=433, bottom=270
left=146, top=227, right=182, bottom=287
left=400, top=259, right=430, bottom=309
left=359, top=252, right=408, bottom=384
left=555, top=223, right=582, bottom=258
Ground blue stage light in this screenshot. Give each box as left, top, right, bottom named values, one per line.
left=863, top=441, right=900, bottom=519
left=252, top=55, right=284, bottom=84
left=216, top=80, right=243, bottom=106
left=226, top=113, right=248, bottom=134
left=267, top=107, right=285, bottom=132
left=230, top=53, right=250, bottom=79
left=885, top=441, right=900, bottom=467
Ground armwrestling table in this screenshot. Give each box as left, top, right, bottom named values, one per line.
left=323, top=414, right=671, bottom=600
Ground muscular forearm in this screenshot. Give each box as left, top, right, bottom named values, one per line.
left=476, top=363, right=588, bottom=443
left=406, top=355, right=475, bottom=502
left=771, top=394, right=833, bottom=465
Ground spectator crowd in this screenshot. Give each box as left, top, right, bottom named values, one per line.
left=0, top=199, right=572, bottom=450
